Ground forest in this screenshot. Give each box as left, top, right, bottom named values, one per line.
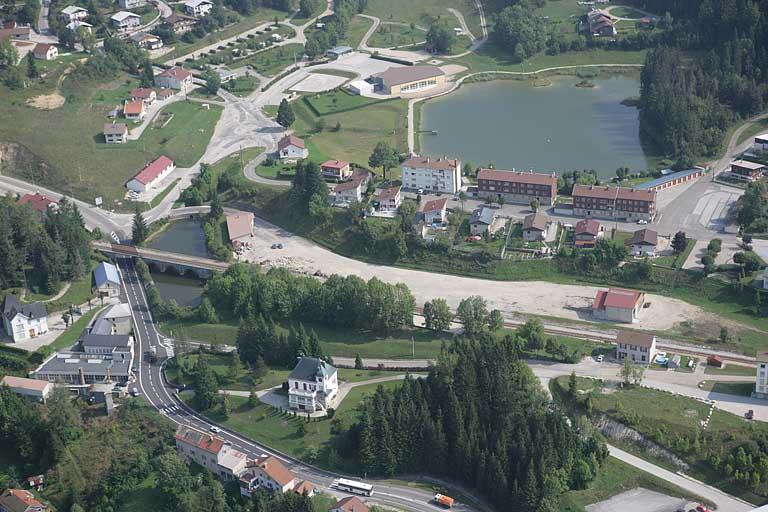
left=0, top=196, right=92, bottom=294
left=342, top=336, right=608, bottom=511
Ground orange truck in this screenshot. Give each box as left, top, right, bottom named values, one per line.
left=433, top=494, right=455, bottom=508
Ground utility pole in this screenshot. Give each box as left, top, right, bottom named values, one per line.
left=412, top=336, right=415, bottom=358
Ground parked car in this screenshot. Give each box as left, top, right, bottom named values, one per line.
left=131, top=387, right=140, bottom=397
left=746, top=410, right=755, bottom=420
left=637, top=219, right=648, bottom=224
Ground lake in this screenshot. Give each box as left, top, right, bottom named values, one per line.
left=419, top=76, right=649, bottom=177
left=147, top=219, right=208, bottom=258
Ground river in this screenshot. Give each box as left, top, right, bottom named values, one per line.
left=419, top=76, right=649, bottom=177
left=147, top=219, right=207, bottom=307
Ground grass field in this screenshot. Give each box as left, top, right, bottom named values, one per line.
left=368, top=23, right=426, bottom=48
left=704, top=364, right=756, bottom=376
left=699, top=381, right=755, bottom=396
left=223, top=75, right=260, bottom=97
left=654, top=239, right=696, bottom=268
left=254, top=161, right=295, bottom=180
left=363, top=0, right=482, bottom=39
left=343, top=15, right=374, bottom=48
left=231, top=43, right=305, bottom=76
left=302, top=89, right=383, bottom=115
left=737, top=118, right=768, bottom=145
left=47, top=306, right=103, bottom=352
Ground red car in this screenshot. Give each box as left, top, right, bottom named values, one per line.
left=696, top=505, right=711, bottom=512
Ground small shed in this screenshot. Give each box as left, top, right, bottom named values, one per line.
left=707, top=355, right=724, bottom=368
left=326, top=45, right=353, bottom=59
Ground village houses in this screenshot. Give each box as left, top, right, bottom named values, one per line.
left=628, top=228, right=658, bottom=257
left=17, top=192, right=59, bottom=213
left=522, top=212, right=550, bottom=242
left=321, top=160, right=352, bottom=181
left=184, top=0, right=213, bottom=17
left=155, top=66, right=193, bottom=90
left=469, top=207, right=504, bottom=236
left=123, top=99, right=146, bottom=121
left=110, top=11, right=141, bottom=31
left=574, top=218, right=603, bottom=248
left=332, top=170, right=371, bottom=205
left=373, top=185, right=402, bottom=214
left=2, top=294, right=48, bottom=342
left=0, top=488, right=49, bottom=512
left=420, top=197, right=448, bottom=225
left=616, top=330, right=657, bottom=364
left=277, top=134, right=308, bottom=160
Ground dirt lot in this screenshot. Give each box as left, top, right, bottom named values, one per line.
left=238, top=217, right=714, bottom=332
left=586, top=488, right=687, bottom=512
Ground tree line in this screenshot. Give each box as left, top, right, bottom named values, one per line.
left=303, top=0, right=368, bottom=58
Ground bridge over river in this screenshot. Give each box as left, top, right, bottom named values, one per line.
left=93, top=241, right=231, bottom=277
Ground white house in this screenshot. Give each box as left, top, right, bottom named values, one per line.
left=60, top=5, right=88, bottom=22
left=129, top=31, right=164, bottom=49
left=94, top=262, right=121, bottom=297
left=2, top=294, right=48, bottom=342
left=118, top=0, right=146, bottom=9
left=616, top=330, right=657, bottom=365
left=755, top=134, right=768, bottom=152
left=469, top=207, right=504, bottom=236
left=522, top=212, right=550, bottom=241
left=401, top=155, right=461, bottom=195
left=277, top=134, right=308, bottom=160
left=347, top=79, right=373, bottom=96
left=104, top=122, right=128, bottom=144
left=155, top=66, right=193, bottom=90
left=126, top=155, right=175, bottom=193
left=123, top=99, right=146, bottom=121
left=111, top=11, right=141, bottom=31
left=184, top=0, right=213, bottom=17
left=239, top=456, right=297, bottom=495
left=373, top=186, right=402, bottom=214
left=175, top=426, right=248, bottom=481
left=66, top=19, right=93, bottom=32
left=629, top=228, right=658, bottom=257
left=288, top=357, right=338, bottom=412
left=421, top=197, right=448, bottom=225
left=332, top=170, right=371, bottom=205
left=32, top=43, right=57, bottom=60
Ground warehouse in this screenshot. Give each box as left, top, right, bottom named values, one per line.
left=370, top=65, right=445, bottom=95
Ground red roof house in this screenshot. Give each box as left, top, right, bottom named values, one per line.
left=127, top=156, right=175, bottom=192
left=18, top=193, right=59, bottom=213
left=592, top=288, right=645, bottom=323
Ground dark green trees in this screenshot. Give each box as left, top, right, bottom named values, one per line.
left=277, top=98, right=295, bottom=128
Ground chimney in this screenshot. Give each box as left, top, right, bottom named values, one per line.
left=78, top=368, right=86, bottom=386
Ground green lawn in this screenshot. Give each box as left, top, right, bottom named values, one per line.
left=46, top=306, right=103, bottom=352
left=363, top=0, right=481, bottom=39
left=302, top=89, right=383, bottom=115
left=26, top=259, right=99, bottom=314
left=255, top=161, right=295, bottom=180
left=704, top=364, right=756, bottom=376
left=223, top=75, right=260, bottom=97
left=737, top=118, right=768, bottom=145
left=118, top=474, right=164, bottom=512
left=699, top=381, right=755, bottom=397
left=654, top=239, right=696, bottom=268
left=343, top=15, right=374, bottom=48
left=210, top=146, right=265, bottom=174
left=368, top=23, right=426, bottom=48
left=231, top=43, right=305, bottom=76
left=262, top=104, right=279, bottom=118
left=609, top=6, right=646, bottom=19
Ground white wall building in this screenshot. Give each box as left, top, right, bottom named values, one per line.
left=110, top=11, right=141, bottom=31
left=754, top=134, right=768, bottom=152
left=615, top=330, right=657, bottom=365
left=0, top=375, right=53, bottom=403
left=288, top=357, right=338, bottom=412
left=756, top=352, right=768, bottom=398
left=401, top=156, right=461, bottom=194
left=2, top=294, right=48, bottom=342
left=277, top=134, right=308, bottom=160
left=126, top=156, right=175, bottom=193
left=118, top=0, right=146, bottom=9
left=155, top=66, right=193, bottom=90
left=184, top=0, right=213, bottom=17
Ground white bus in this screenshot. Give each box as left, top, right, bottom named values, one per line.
left=336, top=478, right=374, bottom=496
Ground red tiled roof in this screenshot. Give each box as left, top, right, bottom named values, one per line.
left=158, top=88, right=175, bottom=98
left=593, top=288, right=643, bottom=311
left=333, top=496, right=369, bottom=512
left=131, top=156, right=174, bottom=185
left=421, top=197, right=447, bottom=213
left=175, top=426, right=225, bottom=455
left=321, top=159, right=349, bottom=169
left=293, top=480, right=315, bottom=495
left=123, top=99, right=145, bottom=115
left=18, top=192, right=57, bottom=212
left=255, top=456, right=295, bottom=486
left=616, top=330, right=655, bottom=347
left=573, top=184, right=656, bottom=202
left=278, top=134, right=305, bottom=150
left=402, top=156, right=459, bottom=171
left=477, top=168, right=557, bottom=186
left=1, top=375, right=51, bottom=391
left=130, top=87, right=155, bottom=99
left=33, top=42, right=54, bottom=56
left=375, top=186, right=401, bottom=202
left=575, top=218, right=600, bottom=236
left=158, top=66, right=191, bottom=81
left=0, top=489, right=46, bottom=510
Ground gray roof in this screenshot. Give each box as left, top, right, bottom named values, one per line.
left=523, top=212, right=549, bottom=231
left=80, top=333, right=131, bottom=349
left=103, top=123, right=128, bottom=135
left=372, top=65, right=444, bottom=87
left=289, top=357, right=336, bottom=381
left=469, top=207, right=496, bottom=226
left=3, top=294, right=47, bottom=322
left=327, top=45, right=353, bottom=54
left=34, top=352, right=131, bottom=377
left=94, top=261, right=121, bottom=287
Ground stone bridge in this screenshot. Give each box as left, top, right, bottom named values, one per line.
left=93, top=241, right=231, bottom=278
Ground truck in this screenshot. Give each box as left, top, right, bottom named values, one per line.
left=433, top=494, right=455, bottom=508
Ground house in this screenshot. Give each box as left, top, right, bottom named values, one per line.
left=103, top=122, right=128, bottom=144
left=162, top=12, right=197, bottom=34
left=78, top=333, right=132, bottom=358
left=60, top=5, right=88, bottom=22
left=110, top=11, right=141, bottom=31
left=3, top=294, right=48, bottom=342
left=587, top=9, right=616, bottom=36
left=239, top=456, right=297, bottom=495
left=707, top=355, right=724, bottom=368
left=123, top=99, right=146, bottom=121
left=326, top=45, right=353, bottom=59
left=157, top=88, right=175, bottom=100
left=321, top=160, right=351, bottom=181
left=401, top=156, right=461, bottom=195
left=668, top=354, right=681, bottom=369
left=373, top=186, right=402, bottom=214
left=129, top=31, right=163, bottom=49
left=32, top=43, right=57, bottom=60
left=522, top=212, right=550, bottom=241
left=118, top=0, right=146, bottom=9
left=155, top=66, right=193, bottom=90
left=90, top=302, right=133, bottom=335
left=94, top=262, right=121, bottom=297
left=469, top=207, right=504, bottom=236
left=277, top=134, right=308, bottom=160
left=755, top=352, right=768, bottom=399
left=288, top=357, right=338, bottom=412
left=421, top=197, right=448, bottom=225
left=636, top=167, right=705, bottom=192
left=0, top=489, right=49, bottom=512
left=184, top=0, right=213, bottom=16
left=17, top=192, right=58, bottom=213
left=574, top=219, right=603, bottom=248
left=225, top=211, right=254, bottom=244
left=615, top=330, right=656, bottom=364
left=31, top=351, right=132, bottom=384
left=572, top=185, right=657, bottom=222
left=66, top=19, right=92, bottom=32
left=126, top=155, right=175, bottom=193
left=592, top=288, right=646, bottom=324
left=216, top=67, right=236, bottom=83
left=1, top=375, right=53, bottom=403
left=331, top=496, right=369, bottom=512
left=129, top=87, right=156, bottom=105
left=730, top=159, right=766, bottom=182
left=292, top=480, right=315, bottom=496
left=754, top=134, right=768, bottom=152
left=477, top=169, right=558, bottom=206
left=628, top=228, right=658, bottom=257
left=370, top=65, right=445, bottom=95
left=0, top=26, right=32, bottom=41
left=332, top=170, right=371, bottom=205
left=175, top=426, right=248, bottom=480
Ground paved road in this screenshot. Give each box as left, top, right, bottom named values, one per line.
left=116, top=256, right=479, bottom=512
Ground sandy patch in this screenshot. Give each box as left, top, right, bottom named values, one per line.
left=440, top=63, right=467, bottom=76
left=290, top=73, right=348, bottom=92
left=27, top=93, right=66, bottom=110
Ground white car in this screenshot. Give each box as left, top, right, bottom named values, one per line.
left=209, top=426, right=222, bottom=434
left=596, top=354, right=604, bottom=362
left=637, top=219, right=648, bottom=225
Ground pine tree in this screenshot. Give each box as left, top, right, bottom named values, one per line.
left=132, top=209, right=149, bottom=245
left=276, top=98, right=295, bottom=128
left=26, top=52, right=38, bottom=79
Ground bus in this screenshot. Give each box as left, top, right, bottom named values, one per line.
left=336, top=478, right=374, bottom=496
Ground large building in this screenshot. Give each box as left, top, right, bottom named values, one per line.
left=592, top=288, right=645, bottom=324
left=1, top=375, right=53, bottom=403
left=572, top=185, right=657, bottom=222
left=225, top=211, right=254, bottom=245
left=370, top=65, right=445, bottom=95
left=0, top=489, right=49, bottom=512
left=175, top=426, right=247, bottom=481
left=401, top=156, right=461, bottom=195
left=90, top=302, right=133, bottom=335
left=94, top=261, right=121, bottom=297
left=3, top=294, right=48, bottom=342
left=31, top=351, right=132, bottom=384
left=477, top=169, right=558, bottom=206
left=127, top=156, right=175, bottom=193
left=615, top=330, right=657, bottom=364
left=288, top=357, right=338, bottom=412
left=155, top=66, right=193, bottom=90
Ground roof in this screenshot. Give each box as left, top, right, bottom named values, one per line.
left=129, top=31, right=160, bottom=42
left=94, top=262, right=121, bottom=287
left=289, top=357, right=336, bottom=382
left=0, top=27, right=32, bottom=39
left=321, top=159, right=349, bottom=169
left=3, top=294, right=47, bottom=322
left=18, top=192, right=57, bottom=212
left=575, top=218, right=600, bottom=236
left=130, top=87, right=155, bottom=99
left=755, top=134, right=768, bottom=143
left=33, top=352, right=131, bottom=377
left=61, top=5, right=87, bottom=14
left=421, top=197, right=448, bottom=214
left=158, top=66, right=192, bottom=81
left=217, top=445, right=247, bottom=471
left=523, top=212, right=549, bottom=231
left=375, top=185, right=401, bottom=202
left=630, top=228, right=657, bottom=246
left=757, top=351, right=768, bottom=364
left=185, top=0, right=212, bottom=6
left=1, top=375, right=51, bottom=392
left=372, top=65, right=444, bottom=87
left=111, top=11, right=140, bottom=21
left=175, top=425, right=225, bottom=455
left=103, top=122, right=128, bottom=135
left=101, top=302, right=131, bottom=319
left=469, top=207, right=496, bottom=225
left=573, top=184, right=657, bottom=203
left=123, top=99, right=145, bottom=115
left=225, top=211, right=254, bottom=241
left=402, top=156, right=459, bottom=171
left=635, top=167, right=704, bottom=189
left=731, top=159, right=766, bottom=170
left=278, top=134, right=305, bottom=150
left=477, top=168, right=557, bottom=187
left=333, top=496, right=369, bottom=512
left=80, top=333, right=131, bottom=349
left=33, top=43, right=54, bottom=55
left=592, top=288, right=644, bottom=311
left=158, top=88, right=175, bottom=97
left=131, top=155, right=174, bottom=185
left=293, top=480, right=315, bottom=494
left=616, top=330, right=656, bottom=347
left=67, top=20, right=93, bottom=29
left=334, top=170, right=371, bottom=193
left=0, top=489, right=47, bottom=512
left=327, top=45, right=353, bottom=54
left=253, top=456, right=295, bottom=486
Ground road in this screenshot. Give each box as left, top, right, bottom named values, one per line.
left=115, top=256, right=479, bottom=512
